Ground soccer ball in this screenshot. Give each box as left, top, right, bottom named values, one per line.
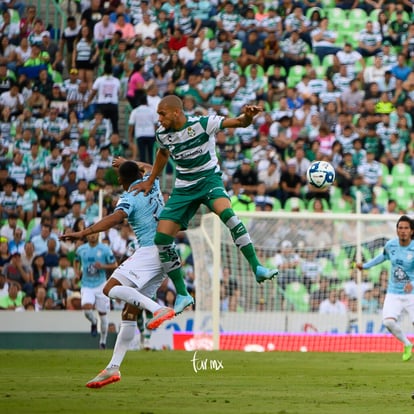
left=306, top=161, right=335, bottom=189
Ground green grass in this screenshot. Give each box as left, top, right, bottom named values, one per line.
left=1, top=350, right=414, bottom=414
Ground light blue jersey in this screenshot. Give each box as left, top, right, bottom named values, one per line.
left=114, top=176, right=164, bottom=247
left=363, top=238, right=414, bottom=294
left=76, top=243, right=116, bottom=288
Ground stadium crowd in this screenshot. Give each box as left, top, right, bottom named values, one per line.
left=0, top=0, right=412, bottom=313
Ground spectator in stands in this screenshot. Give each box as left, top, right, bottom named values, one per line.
left=81, top=0, right=105, bottom=30
left=341, top=79, right=365, bottom=115
left=3, top=251, right=32, bottom=296
left=391, top=53, right=412, bottom=82
left=319, top=289, right=347, bottom=314
left=281, top=29, right=311, bottom=71
left=0, top=178, right=18, bottom=219
left=8, top=227, right=25, bottom=255
left=356, top=20, right=383, bottom=58
left=311, top=17, right=341, bottom=62
left=93, top=12, right=115, bottom=48
left=72, top=25, right=100, bottom=90
left=238, top=29, right=264, bottom=70
left=0, top=211, right=25, bottom=240
left=279, top=160, right=302, bottom=206
left=31, top=223, right=60, bottom=256
left=0, top=281, right=24, bottom=310
left=335, top=42, right=365, bottom=80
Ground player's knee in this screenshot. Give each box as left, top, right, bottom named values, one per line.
left=122, top=304, right=139, bottom=321
left=383, top=318, right=396, bottom=330
left=154, top=231, right=174, bottom=246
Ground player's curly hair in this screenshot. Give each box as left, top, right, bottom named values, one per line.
left=119, top=161, right=143, bottom=184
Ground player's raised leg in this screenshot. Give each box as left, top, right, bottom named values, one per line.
left=213, top=198, right=278, bottom=284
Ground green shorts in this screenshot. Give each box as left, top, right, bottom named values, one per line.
left=159, top=173, right=230, bottom=230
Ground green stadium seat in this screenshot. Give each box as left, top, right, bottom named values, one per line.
left=327, top=8, right=347, bottom=26
left=389, top=186, right=412, bottom=211
left=372, top=186, right=389, bottom=209
left=272, top=198, right=282, bottom=211
left=244, top=64, right=265, bottom=78
left=320, top=0, right=336, bottom=7
left=348, top=8, right=368, bottom=24
left=369, top=9, right=381, bottom=21
left=391, top=163, right=411, bottom=183
left=284, top=282, right=310, bottom=312
left=266, top=65, right=287, bottom=77
left=287, top=65, right=307, bottom=88
left=389, top=11, right=410, bottom=22
left=331, top=197, right=353, bottom=213
left=230, top=40, right=242, bottom=59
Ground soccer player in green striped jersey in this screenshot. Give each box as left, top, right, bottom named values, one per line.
left=131, top=95, right=278, bottom=314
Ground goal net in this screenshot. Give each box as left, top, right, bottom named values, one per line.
left=176, top=211, right=412, bottom=352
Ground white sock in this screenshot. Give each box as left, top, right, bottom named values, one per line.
left=108, top=286, right=161, bottom=313
left=384, top=318, right=411, bottom=346
left=107, top=320, right=136, bottom=369
left=84, top=309, right=97, bottom=324
left=99, top=314, right=108, bottom=345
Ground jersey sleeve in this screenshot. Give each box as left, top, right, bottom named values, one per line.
left=114, top=193, right=133, bottom=217
left=206, top=115, right=225, bottom=135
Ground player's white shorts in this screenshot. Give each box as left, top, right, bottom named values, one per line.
left=81, top=281, right=110, bottom=313
left=110, top=245, right=165, bottom=299
left=382, top=293, right=414, bottom=322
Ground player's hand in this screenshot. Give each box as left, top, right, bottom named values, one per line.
left=94, top=262, right=103, bottom=269
left=129, top=179, right=152, bottom=195
left=112, top=156, right=127, bottom=168
left=405, top=283, right=413, bottom=293
left=59, top=231, right=84, bottom=241
left=355, top=263, right=363, bottom=271
left=243, top=105, right=263, bottom=118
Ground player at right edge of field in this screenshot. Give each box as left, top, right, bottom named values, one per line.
left=130, top=95, right=279, bottom=315
left=356, top=215, right=414, bottom=362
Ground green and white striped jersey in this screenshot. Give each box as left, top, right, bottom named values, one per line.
left=156, top=115, right=224, bottom=188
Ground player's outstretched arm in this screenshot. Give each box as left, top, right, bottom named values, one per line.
left=129, top=148, right=170, bottom=195
left=112, top=156, right=153, bottom=174
left=60, top=210, right=127, bottom=241
left=221, top=105, right=263, bottom=129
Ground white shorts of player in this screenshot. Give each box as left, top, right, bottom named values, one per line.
left=383, top=293, right=414, bottom=322
left=81, top=281, right=110, bottom=313
left=111, top=245, right=165, bottom=299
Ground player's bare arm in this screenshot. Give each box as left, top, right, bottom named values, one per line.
left=221, top=105, right=263, bottom=129
left=112, top=156, right=152, bottom=174
left=129, top=148, right=170, bottom=195
left=60, top=210, right=127, bottom=241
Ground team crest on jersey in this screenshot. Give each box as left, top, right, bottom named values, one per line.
left=408, top=254, right=413, bottom=260
left=187, top=126, right=196, bottom=137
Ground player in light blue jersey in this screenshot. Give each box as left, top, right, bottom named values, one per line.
left=356, top=215, right=414, bottom=362
left=61, top=160, right=175, bottom=388
left=74, top=233, right=118, bottom=349
left=130, top=95, right=279, bottom=315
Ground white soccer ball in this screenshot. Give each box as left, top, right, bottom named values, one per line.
left=306, top=161, right=335, bottom=189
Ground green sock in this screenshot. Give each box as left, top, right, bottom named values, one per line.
left=154, top=232, right=189, bottom=296
left=220, top=208, right=261, bottom=273
left=167, top=268, right=189, bottom=296
left=241, top=244, right=261, bottom=273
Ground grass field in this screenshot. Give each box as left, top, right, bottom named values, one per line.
left=1, top=350, right=414, bottom=414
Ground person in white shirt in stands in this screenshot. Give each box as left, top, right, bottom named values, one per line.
left=319, top=289, right=347, bottom=314
left=134, top=12, right=159, bottom=40
left=363, top=54, right=386, bottom=85
left=85, top=61, right=121, bottom=133
left=93, top=12, right=115, bottom=48
left=335, top=42, right=365, bottom=80
left=128, top=93, right=158, bottom=162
